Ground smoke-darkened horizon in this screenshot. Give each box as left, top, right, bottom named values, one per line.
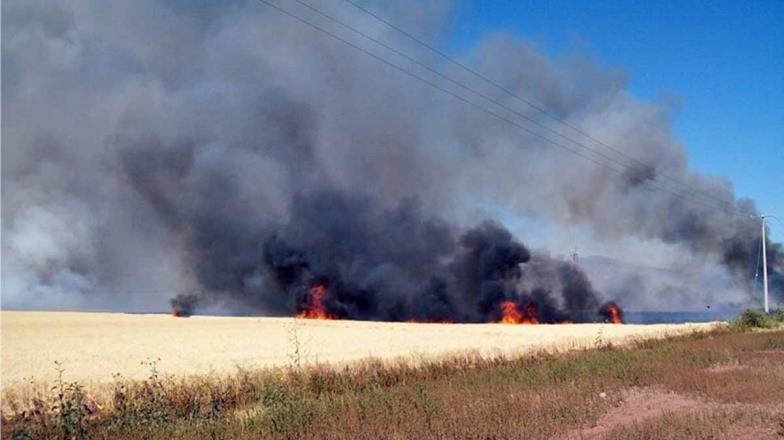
left=3, top=0, right=781, bottom=318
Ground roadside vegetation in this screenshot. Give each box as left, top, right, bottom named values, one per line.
left=3, top=314, right=783, bottom=439
left=730, top=308, right=784, bottom=331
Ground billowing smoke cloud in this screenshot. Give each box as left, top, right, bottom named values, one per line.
left=168, top=193, right=603, bottom=322
left=3, top=0, right=781, bottom=315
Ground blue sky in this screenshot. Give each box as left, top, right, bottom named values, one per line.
left=444, top=0, right=783, bottom=237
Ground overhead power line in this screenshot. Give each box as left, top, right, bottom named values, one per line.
left=255, top=0, right=755, bottom=223
left=292, top=1, right=649, bottom=174
left=253, top=1, right=626, bottom=172
left=339, top=0, right=742, bottom=214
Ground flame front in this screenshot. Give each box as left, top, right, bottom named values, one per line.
left=606, top=303, right=622, bottom=324
left=296, top=283, right=336, bottom=320
left=499, top=301, right=538, bottom=324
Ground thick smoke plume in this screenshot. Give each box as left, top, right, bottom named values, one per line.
left=168, top=193, right=605, bottom=322
left=3, top=0, right=781, bottom=316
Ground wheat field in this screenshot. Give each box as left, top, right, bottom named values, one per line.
left=1, top=311, right=719, bottom=392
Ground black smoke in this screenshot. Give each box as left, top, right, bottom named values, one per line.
left=169, top=191, right=609, bottom=322
left=170, top=293, right=203, bottom=317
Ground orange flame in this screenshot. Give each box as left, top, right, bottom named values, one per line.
left=499, top=301, right=522, bottom=324
left=606, top=303, right=623, bottom=324
left=499, top=301, right=538, bottom=324
left=296, top=283, right=336, bottom=320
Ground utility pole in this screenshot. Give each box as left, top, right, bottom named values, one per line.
left=761, top=215, right=769, bottom=314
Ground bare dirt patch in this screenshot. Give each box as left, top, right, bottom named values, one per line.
left=722, top=425, right=783, bottom=440
left=566, top=388, right=708, bottom=439
left=738, top=349, right=784, bottom=364
left=706, top=362, right=749, bottom=373
left=566, top=381, right=784, bottom=440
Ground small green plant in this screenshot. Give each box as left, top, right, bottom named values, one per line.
left=594, top=325, right=608, bottom=349
left=411, top=383, right=439, bottom=431
left=110, top=373, right=133, bottom=429
left=108, top=358, right=170, bottom=429
left=259, top=383, right=313, bottom=436
left=51, top=361, right=89, bottom=440
left=286, top=318, right=308, bottom=369
left=136, top=358, right=169, bottom=424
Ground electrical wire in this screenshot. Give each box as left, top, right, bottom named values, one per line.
left=256, top=0, right=757, bottom=223
left=339, top=0, right=744, bottom=214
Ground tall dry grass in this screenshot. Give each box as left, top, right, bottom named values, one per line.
left=2, top=326, right=783, bottom=439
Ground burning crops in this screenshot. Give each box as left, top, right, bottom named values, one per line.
left=292, top=280, right=623, bottom=325
left=172, top=218, right=626, bottom=324
left=296, top=283, right=334, bottom=320
left=5, top=0, right=782, bottom=318
left=498, top=301, right=539, bottom=324
left=600, top=302, right=625, bottom=324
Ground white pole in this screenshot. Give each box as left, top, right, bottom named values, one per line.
left=761, top=215, right=769, bottom=314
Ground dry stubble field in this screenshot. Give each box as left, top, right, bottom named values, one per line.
left=2, top=310, right=716, bottom=394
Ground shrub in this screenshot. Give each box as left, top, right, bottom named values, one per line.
left=732, top=309, right=775, bottom=330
